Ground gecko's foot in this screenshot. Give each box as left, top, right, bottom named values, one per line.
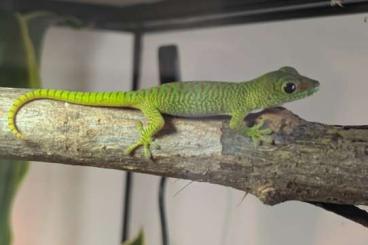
left=242, top=120, right=273, bottom=146
left=124, top=139, right=152, bottom=159
left=124, top=121, right=153, bottom=159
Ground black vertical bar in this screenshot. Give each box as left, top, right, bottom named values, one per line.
left=158, top=45, right=181, bottom=245
left=121, top=31, right=142, bottom=243
left=131, top=32, right=142, bottom=91
left=158, top=177, right=168, bottom=245
left=121, top=172, right=132, bottom=242
left=158, top=45, right=181, bottom=84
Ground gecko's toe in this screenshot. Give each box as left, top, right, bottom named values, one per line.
left=252, top=137, right=261, bottom=147
left=125, top=142, right=142, bottom=156
left=135, top=121, right=143, bottom=131
left=260, top=128, right=273, bottom=135
left=245, top=122, right=274, bottom=146
left=125, top=137, right=153, bottom=159
left=261, top=134, right=274, bottom=144
left=143, top=144, right=152, bottom=159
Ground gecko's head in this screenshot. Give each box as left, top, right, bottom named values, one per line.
left=259, top=66, right=319, bottom=107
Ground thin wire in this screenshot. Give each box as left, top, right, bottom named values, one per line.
left=122, top=172, right=132, bottom=242
left=236, top=192, right=249, bottom=207
left=308, top=202, right=368, bottom=228
left=173, top=181, right=193, bottom=197
left=159, top=177, right=169, bottom=245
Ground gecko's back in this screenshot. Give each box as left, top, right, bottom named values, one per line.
left=142, top=81, right=242, bottom=117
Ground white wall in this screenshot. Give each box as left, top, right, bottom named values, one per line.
left=13, top=13, right=368, bottom=245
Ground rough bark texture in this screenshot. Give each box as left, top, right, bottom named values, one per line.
left=1, top=87, right=368, bottom=206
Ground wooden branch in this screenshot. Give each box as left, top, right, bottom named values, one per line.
left=1, top=87, right=368, bottom=207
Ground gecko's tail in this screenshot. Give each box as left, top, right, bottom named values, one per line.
left=8, top=89, right=136, bottom=139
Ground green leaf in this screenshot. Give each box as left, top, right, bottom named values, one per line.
left=0, top=11, right=29, bottom=87
left=0, top=160, right=29, bottom=245
left=122, top=230, right=145, bottom=245
left=0, top=10, right=45, bottom=245
left=0, top=10, right=78, bottom=245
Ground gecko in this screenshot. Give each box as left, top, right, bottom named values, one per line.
left=8, top=67, right=319, bottom=158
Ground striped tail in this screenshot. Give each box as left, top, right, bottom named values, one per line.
left=8, top=89, right=136, bottom=139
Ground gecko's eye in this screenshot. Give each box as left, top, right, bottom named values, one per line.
left=283, top=82, right=296, bottom=94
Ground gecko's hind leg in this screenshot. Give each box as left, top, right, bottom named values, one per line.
left=125, top=106, right=164, bottom=159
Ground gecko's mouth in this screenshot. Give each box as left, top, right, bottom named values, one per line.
left=301, top=79, right=320, bottom=97
left=310, top=87, right=319, bottom=94
left=291, top=85, right=319, bottom=101
left=305, top=87, right=319, bottom=96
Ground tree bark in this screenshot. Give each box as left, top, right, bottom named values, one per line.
left=1, top=87, right=368, bottom=206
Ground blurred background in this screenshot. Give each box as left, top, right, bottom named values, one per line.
left=0, top=0, right=367, bottom=244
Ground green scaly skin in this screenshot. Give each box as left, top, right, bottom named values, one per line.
left=8, top=67, right=319, bottom=158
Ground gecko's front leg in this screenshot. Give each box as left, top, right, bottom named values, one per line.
left=229, top=111, right=273, bottom=145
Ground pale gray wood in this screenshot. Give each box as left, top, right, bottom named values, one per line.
left=1, top=87, right=368, bottom=206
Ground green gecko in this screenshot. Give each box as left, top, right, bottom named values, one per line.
left=8, top=67, right=319, bottom=158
